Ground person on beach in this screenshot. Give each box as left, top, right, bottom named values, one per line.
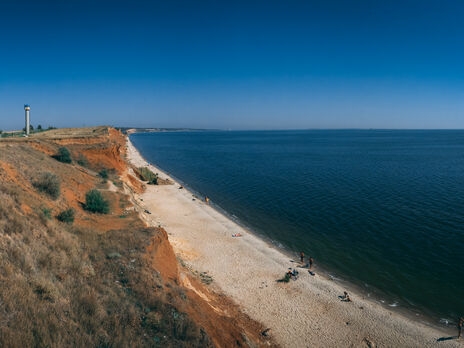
left=284, top=270, right=292, bottom=282
left=342, top=291, right=352, bottom=302
left=309, top=257, right=314, bottom=269
left=458, top=317, right=463, bottom=339
left=300, top=251, right=305, bottom=263
left=205, top=196, right=210, bottom=203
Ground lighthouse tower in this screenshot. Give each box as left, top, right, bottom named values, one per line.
left=24, top=104, right=30, bottom=136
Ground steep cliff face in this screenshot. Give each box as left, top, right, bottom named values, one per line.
left=147, top=227, right=180, bottom=282
left=0, top=127, right=273, bottom=347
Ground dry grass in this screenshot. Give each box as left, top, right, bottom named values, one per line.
left=33, top=172, right=61, bottom=199
left=0, top=130, right=213, bottom=348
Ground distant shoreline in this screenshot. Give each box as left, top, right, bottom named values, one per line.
left=121, top=127, right=464, bottom=133
left=121, top=127, right=218, bottom=135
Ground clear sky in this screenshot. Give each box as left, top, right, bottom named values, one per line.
left=1, top=0, right=464, bottom=130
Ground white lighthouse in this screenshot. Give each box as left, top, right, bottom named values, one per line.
left=24, top=104, right=30, bottom=136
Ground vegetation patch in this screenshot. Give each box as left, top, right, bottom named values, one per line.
left=98, top=168, right=109, bottom=179
left=56, top=208, right=75, bottom=224
left=54, top=146, right=72, bottom=163
left=41, top=207, right=52, bottom=219
left=0, top=181, right=212, bottom=347
left=135, top=166, right=158, bottom=185
left=84, top=189, right=110, bottom=214
left=33, top=172, right=61, bottom=200
left=199, top=271, right=213, bottom=285
left=39, top=207, right=52, bottom=224
left=77, top=153, right=89, bottom=167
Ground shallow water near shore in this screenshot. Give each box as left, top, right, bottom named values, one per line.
left=130, top=129, right=464, bottom=327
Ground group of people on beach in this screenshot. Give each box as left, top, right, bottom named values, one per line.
left=278, top=253, right=311, bottom=282
left=341, top=291, right=352, bottom=302
left=286, top=268, right=299, bottom=281
left=299, top=252, right=353, bottom=302
left=278, top=252, right=314, bottom=282
left=300, top=251, right=314, bottom=270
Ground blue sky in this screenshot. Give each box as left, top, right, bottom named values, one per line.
left=1, top=0, right=464, bottom=130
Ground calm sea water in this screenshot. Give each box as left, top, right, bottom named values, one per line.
left=130, top=130, right=464, bottom=325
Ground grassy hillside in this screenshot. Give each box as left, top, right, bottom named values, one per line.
left=0, top=128, right=210, bottom=347
left=0, top=127, right=270, bottom=348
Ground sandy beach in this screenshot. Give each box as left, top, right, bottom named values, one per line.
left=126, top=137, right=462, bottom=348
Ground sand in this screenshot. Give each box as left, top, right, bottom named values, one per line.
left=126, top=137, right=462, bottom=348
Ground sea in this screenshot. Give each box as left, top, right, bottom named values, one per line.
left=130, top=129, right=464, bottom=328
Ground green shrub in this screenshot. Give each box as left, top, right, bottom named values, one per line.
left=55, top=147, right=72, bottom=163
left=39, top=207, right=52, bottom=224
left=136, top=167, right=158, bottom=185
left=56, top=208, right=75, bottom=223
left=38, top=207, right=52, bottom=225
left=113, top=180, right=123, bottom=188
left=84, top=189, right=110, bottom=214
left=42, top=207, right=52, bottom=219
left=33, top=172, right=60, bottom=199
left=98, top=169, right=109, bottom=179
left=77, top=154, right=88, bottom=167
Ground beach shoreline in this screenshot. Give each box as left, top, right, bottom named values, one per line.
left=126, top=136, right=461, bottom=347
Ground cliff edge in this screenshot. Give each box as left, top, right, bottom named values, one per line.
left=0, top=127, right=273, bottom=347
